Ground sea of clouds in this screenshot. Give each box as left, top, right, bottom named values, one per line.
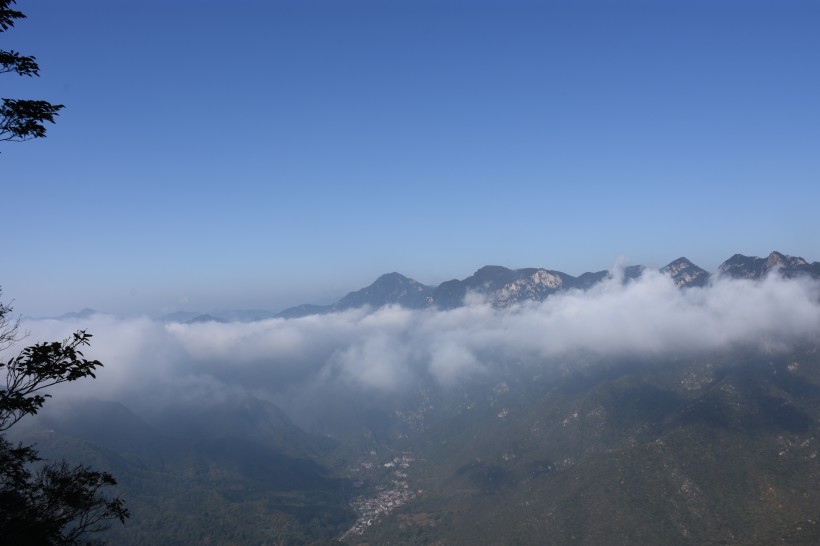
left=12, top=270, right=820, bottom=415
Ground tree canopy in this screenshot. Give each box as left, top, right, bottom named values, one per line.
left=0, top=295, right=129, bottom=545
left=1, top=0, right=63, bottom=142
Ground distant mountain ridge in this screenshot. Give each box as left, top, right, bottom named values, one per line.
left=718, top=250, right=820, bottom=280
left=137, top=251, right=819, bottom=323
left=275, top=250, right=819, bottom=318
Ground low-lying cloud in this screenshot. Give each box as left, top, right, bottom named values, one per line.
left=12, top=271, right=820, bottom=411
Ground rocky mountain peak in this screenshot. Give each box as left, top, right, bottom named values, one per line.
left=719, top=251, right=817, bottom=280
left=766, top=251, right=808, bottom=271
left=662, top=257, right=695, bottom=274
left=494, top=268, right=565, bottom=307
left=334, top=272, right=432, bottom=311
left=718, top=253, right=767, bottom=279
left=661, top=257, right=710, bottom=288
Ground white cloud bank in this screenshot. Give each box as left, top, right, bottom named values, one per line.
left=13, top=272, right=820, bottom=405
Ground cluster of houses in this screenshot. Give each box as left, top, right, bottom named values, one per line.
left=341, top=453, right=422, bottom=539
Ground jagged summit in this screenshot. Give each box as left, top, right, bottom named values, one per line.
left=718, top=253, right=767, bottom=279
left=661, top=257, right=710, bottom=288
left=718, top=251, right=819, bottom=280
left=428, top=266, right=569, bottom=309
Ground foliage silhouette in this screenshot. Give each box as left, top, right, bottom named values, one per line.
left=0, top=294, right=129, bottom=544
left=1, top=0, right=63, bottom=143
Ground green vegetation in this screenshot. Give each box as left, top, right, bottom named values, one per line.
left=356, top=348, right=820, bottom=545
left=0, top=296, right=128, bottom=544
left=17, top=397, right=356, bottom=545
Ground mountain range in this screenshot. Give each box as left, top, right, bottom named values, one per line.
left=274, top=250, right=819, bottom=319
left=45, top=252, right=817, bottom=323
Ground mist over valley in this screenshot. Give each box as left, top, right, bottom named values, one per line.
left=9, top=251, right=820, bottom=544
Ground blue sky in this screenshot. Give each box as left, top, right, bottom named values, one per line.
left=3, top=0, right=818, bottom=316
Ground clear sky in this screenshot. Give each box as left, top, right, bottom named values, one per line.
left=3, top=0, right=818, bottom=317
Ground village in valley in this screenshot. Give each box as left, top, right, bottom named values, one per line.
left=340, top=452, right=423, bottom=540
